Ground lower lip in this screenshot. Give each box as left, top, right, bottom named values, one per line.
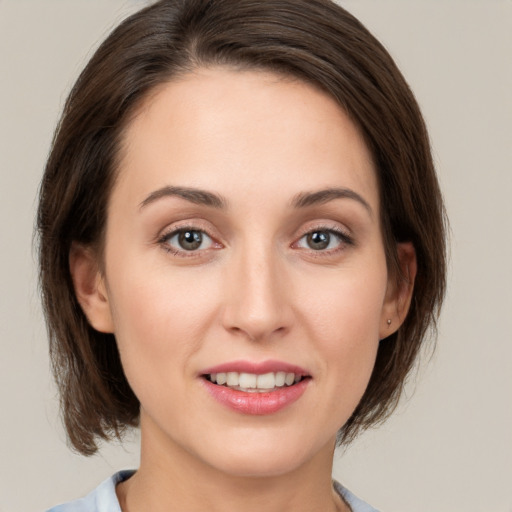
left=202, top=378, right=310, bottom=415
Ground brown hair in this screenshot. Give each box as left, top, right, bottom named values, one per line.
left=37, top=0, right=446, bottom=455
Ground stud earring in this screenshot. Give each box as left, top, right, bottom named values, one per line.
left=387, top=319, right=392, bottom=326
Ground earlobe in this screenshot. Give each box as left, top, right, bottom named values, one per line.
left=69, top=243, right=114, bottom=333
left=380, top=242, right=417, bottom=339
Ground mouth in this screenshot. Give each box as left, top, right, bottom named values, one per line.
left=203, top=371, right=309, bottom=393
left=200, top=361, right=311, bottom=414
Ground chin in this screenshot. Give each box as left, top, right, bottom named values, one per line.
left=200, top=430, right=334, bottom=479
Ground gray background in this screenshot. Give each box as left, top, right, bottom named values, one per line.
left=1, top=1, right=511, bottom=511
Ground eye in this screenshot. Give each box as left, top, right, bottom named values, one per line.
left=162, top=228, right=214, bottom=252
left=296, top=228, right=351, bottom=252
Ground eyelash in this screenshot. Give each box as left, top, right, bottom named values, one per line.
left=157, top=224, right=354, bottom=258
left=157, top=224, right=220, bottom=257
left=293, top=225, right=354, bottom=256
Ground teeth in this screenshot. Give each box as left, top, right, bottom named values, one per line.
left=226, top=372, right=238, bottom=386
left=239, top=372, right=257, bottom=388
left=275, top=371, right=286, bottom=386
left=208, top=371, right=304, bottom=391
left=256, top=372, right=274, bottom=389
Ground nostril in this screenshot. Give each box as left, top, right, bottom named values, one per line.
left=226, top=324, right=288, bottom=343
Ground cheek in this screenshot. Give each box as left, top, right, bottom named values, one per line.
left=301, top=265, right=387, bottom=343
left=105, top=256, right=222, bottom=382
left=297, top=264, right=387, bottom=399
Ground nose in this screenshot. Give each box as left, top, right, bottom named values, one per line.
left=221, top=243, right=293, bottom=342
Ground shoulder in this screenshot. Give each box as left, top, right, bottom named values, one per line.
left=333, top=480, right=381, bottom=512
left=45, top=470, right=135, bottom=512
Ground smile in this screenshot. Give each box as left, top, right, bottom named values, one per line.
left=200, top=361, right=311, bottom=415
left=205, top=371, right=305, bottom=392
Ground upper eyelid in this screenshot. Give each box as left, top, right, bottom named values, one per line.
left=293, top=224, right=355, bottom=250
left=158, top=221, right=218, bottom=241
left=155, top=220, right=353, bottom=246
left=158, top=226, right=219, bottom=256
left=294, top=222, right=353, bottom=240
left=297, top=229, right=350, bottom=243
left=163, top=227, right=213, bottom=240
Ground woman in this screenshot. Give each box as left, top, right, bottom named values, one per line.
left=38, top=0, right=446, bottom=511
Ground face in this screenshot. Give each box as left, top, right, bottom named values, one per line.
left=74, top=68, right=407, bottom=478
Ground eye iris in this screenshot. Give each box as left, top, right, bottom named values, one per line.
left=178, top=230, right=202, bottom=250
left=307, top=231, right=330, bottom=250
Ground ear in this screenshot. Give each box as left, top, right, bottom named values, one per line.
left=380, top=242, right=417, bottom=339
left=69, top=242, right=114, bottom=333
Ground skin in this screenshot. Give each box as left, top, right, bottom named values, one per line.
left=71, top=68, right=416, bottom=512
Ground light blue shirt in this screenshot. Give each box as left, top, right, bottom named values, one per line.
left=46, top=470, right=380, bottom=512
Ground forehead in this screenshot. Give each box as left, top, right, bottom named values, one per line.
left=115, top=67, right=378, bottom=212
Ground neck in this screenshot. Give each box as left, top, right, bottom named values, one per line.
left=117, top=415, right=348, bottom=512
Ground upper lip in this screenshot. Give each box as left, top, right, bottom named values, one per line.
left=200, top=359, right=310, bottom=376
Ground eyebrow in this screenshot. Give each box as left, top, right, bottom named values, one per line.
left=139, top=185, right=372, bottom=216
left=139, top=186, right=227, bottom=210
left=291, top=187, right=373, bottom=216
